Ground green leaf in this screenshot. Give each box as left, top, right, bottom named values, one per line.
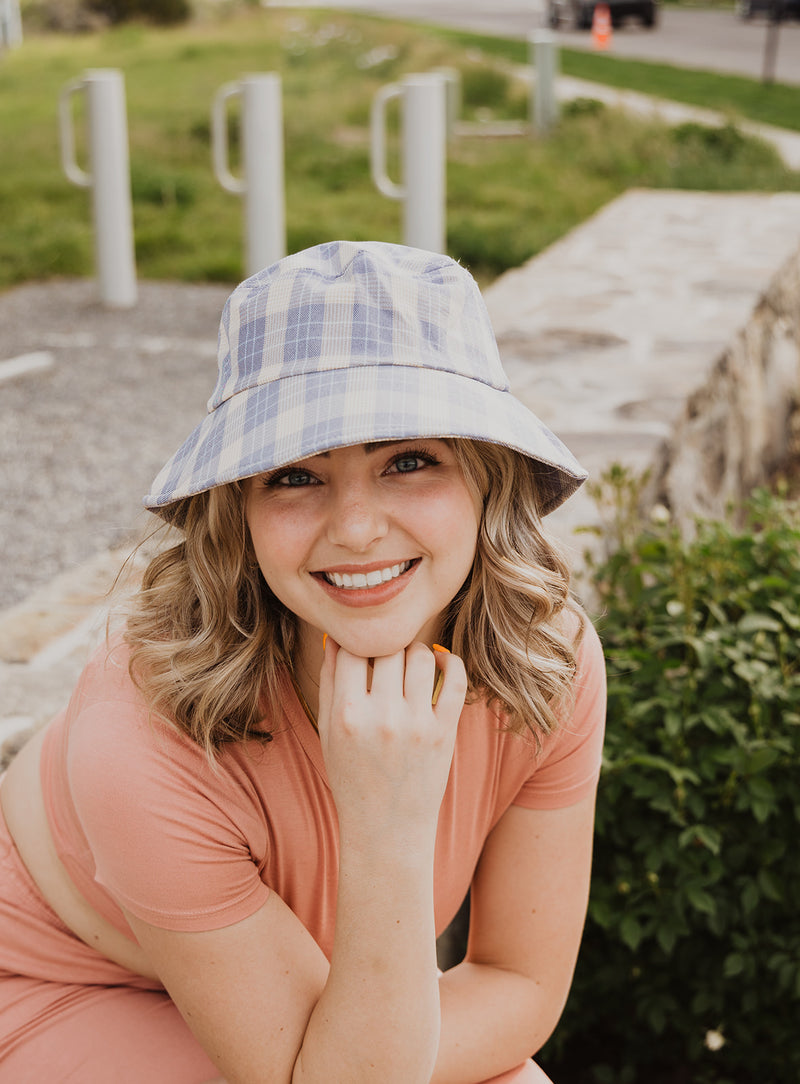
left=678, top=825, right=722, bottom=855
left=619, top=914, right=643, bottom=951
left=656, top=924, right=678, bottom=955
left=752, top=800, right=774, bottom=824
left=757, top=868, right=783, bottom=903
left=741, top=880, right=759, bottom=915
left=748, top=775, right=776, bottom=802
left=685, top=884, right=717, bottom=916
left=769, top=600, right=800, bottom=630
left=737, top=613, right=783, bottom=634
left=746, top=747, right=781, bottom=774
left=724, top=952, right=745, bottom=977
left=733, top=659, right=770, bottom=684
left=626, top=754, right=701, bottom=787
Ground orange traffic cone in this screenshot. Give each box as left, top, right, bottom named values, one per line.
left=592, top=3, right=612, bottom=50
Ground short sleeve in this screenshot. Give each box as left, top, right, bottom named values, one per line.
left=512, top=619, right=606, bottom=810
left=66, top=695, right=270, bottom=932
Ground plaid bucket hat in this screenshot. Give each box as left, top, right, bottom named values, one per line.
left=145, top=241, right=587, bottom=518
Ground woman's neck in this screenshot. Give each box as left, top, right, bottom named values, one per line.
left=293, top=636, right=323, bottom=724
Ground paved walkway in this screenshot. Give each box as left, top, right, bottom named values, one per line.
left=2, top=189, right=800, bottom=751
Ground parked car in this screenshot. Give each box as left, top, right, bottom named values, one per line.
left=548, top=0, right=659, bottom=29
left=737, top=0, right=800, bottom=19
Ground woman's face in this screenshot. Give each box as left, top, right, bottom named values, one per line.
left=244, top=439, right=481, bottom=662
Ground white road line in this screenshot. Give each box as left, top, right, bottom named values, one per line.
left=0, top=351, right=55, bottom=383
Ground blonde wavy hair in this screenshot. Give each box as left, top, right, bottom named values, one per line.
left=125, top=440, right=583, bottom=758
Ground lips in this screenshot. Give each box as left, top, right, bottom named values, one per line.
left=313, top=558, right=419, bottom=607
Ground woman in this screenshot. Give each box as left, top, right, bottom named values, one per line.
left=0, top=241, right=605, bottom=1083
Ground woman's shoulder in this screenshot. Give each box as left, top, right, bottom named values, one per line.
left=62, top=632, right=204, bottom=769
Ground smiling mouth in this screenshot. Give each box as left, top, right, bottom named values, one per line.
left=321, top=560, right=415, bottom=590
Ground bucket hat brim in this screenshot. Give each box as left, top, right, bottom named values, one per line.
left=145, top=362, right=586, bottom=518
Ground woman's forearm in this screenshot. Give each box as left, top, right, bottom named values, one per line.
left=432, top=961, right=564, bottom=1084
left=292, top=836, right=441, bottom=1084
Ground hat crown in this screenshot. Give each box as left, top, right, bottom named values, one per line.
left=210, top=241, right=509, bottom=413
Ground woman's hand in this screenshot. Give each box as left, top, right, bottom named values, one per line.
left=316, top=640, right=467, bottom=854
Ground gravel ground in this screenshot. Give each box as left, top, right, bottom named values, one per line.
left=0, top=279, right=230, bottom=609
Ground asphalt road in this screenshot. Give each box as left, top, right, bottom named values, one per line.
left=278, top=0, right=800, bottom=86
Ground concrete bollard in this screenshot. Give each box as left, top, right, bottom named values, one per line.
left=212, top=73, right=286, bottom=276
left=432, top=66, right=462, bottom=140
left=0, top=0, right=22, bottom=48
left=58, top=69, right=137, bottom=308
left=371, top=72, right=448, bottom=254
left=529, top=31, right=560, bottom=135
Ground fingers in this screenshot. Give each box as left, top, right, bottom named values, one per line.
left=368, top=648, right=408, bottom=701
left=320, top=638, right=466, bottom=719
left=370, top=641, right=436, bottom=705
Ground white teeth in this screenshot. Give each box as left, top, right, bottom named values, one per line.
left=324, top=560, right=411, bottom=590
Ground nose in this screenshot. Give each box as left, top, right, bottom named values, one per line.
left=326, top=481, right=389, bottom=553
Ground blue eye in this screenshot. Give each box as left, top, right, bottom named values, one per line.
left=281, top=470, right=313, bottom=486
left=266, top=468, right=316, bottom=487
left=395, top=456, right=422, bottom=473
left=387, top=448, right=440, bottom=475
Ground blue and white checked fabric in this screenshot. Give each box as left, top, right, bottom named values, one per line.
left=145, top=241, right=587, bottom=517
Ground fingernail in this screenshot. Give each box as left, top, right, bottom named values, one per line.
left=322, top=633, right=328, bottom=652
left=432, top=643, right=450, bottom=654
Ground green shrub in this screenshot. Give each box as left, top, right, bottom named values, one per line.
left=460, top=64, right=511, bottom=110
left=563, top=97, right=606, bottom=119
left=541, top=476, right=800, bottom=1084
left=130, top=162, right=197, bottom=208
left=85, top=0, right=190, bottom=25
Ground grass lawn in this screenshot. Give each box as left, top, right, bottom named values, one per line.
left=428, top=23, right=800, bottom=133
left=1, top=5, right=799, bottom=289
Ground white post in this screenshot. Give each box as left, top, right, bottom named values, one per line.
left=432, top=66, right=462, bottom=140
left=371, top=72, right=447, bottom=254
left=0, top=0, right=23, bottom=48
left=212, top=73, right=286, bottom=276
left=529, top=31, right=560, bottom=135
left=58, top=69, right=137, bottom=308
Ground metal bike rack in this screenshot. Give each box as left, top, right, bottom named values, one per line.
left=212, top=73, right=286, bottom=276
left=0, top=0, right=22, bottom=49
left=59, top=69, right=137, bottom=308
left=371, top=72, right=448, bottom=254
left=529, top=32, right=560, bottom=135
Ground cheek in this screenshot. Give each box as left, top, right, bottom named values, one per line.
left=427, top=488, right=480, bottom=567
left=247, top=500, right=312, bottom=560
left=245, top=508, right=300, bottom=593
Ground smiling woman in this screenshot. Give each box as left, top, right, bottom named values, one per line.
left=0, top=241, right=605, bottom=1084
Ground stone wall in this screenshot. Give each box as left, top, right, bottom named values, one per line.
left=646, top=244, right=800, bottom=528
left=483, top=190, right=800, bottom=553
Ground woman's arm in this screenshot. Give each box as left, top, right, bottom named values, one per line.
left=125, top=642, right=465, bottom=1084
left=432, top=795, right=597, bottom=1084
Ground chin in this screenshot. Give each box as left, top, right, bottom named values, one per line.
left=336, top=628, right=423, bottom=660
